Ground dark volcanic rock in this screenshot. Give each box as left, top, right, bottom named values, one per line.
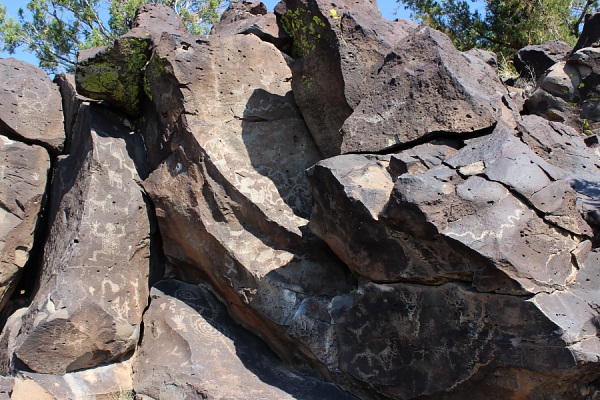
left=131, top=3, right=186, bottom=38
left=2, top=103, right=151, bottom=374
left=142, top=30, right=356, bottom=373
left=76, top=34, right=151, bottom=116
left=211, top=2, right=291, bottom=51
left=330, top=281, right=594, bottom=399
left=1, top=4, right=597, bottom=400
left=465, top=48, right=498, bottom=71
left=0, top=137, right=49, bottom=312
left=274, top=0, right=415, bottom=157
left=340, top=25, right=504, bottom=153
left=0, top=58, right=65, bottom=153
left=572, top=12, right=600, bottom=54
left=134, top=280, right=355, bottom=399
left=18, top=362, right=133, bottom=399
left=514, top=40, right=571, bottom=79
left=307, top=124, right=600, bottom=397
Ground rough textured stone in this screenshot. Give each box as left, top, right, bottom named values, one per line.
left=131, top=3, right=186, bottom=38
left=274, top=0, right=416, bottom=157
left=514, top=40, right=571, bottom=79
left=53, top=73, right=96, bottom=154
left=20, top=361, right=133, bottom=400
left=211, top=6, right=291, bottom=51
left=340, top=25, right=504, bottom=153
left=328, top=281, right=598, bottom=400
left=0, top=377, right=12, bottom=400
left=142, top=31, right=355, bottom=371
left=3, top=103, right=150, bottom=374
left=465, top=48, right=498, bottom=71
left=1, top=5, right=598, bottom=400
left=0, top=136, right=50, bottom=312
left=10, top=378, right=54, bottom=400
left=525, top=15, right=600, bottom=134
left=517, top=115, right=600, bottom=239
left=0, top=58, right=65, bottom=153
left=76, top=35, right=152, bottom=116
left=134, top=280, right=355, bottom=399
left=307, top=125, right=600, bottom=397
left=572, top=12, right=600, bottom=54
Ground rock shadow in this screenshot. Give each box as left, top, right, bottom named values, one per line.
left=241, top=89, right=322, bottom=220
left=143, top=279, right=356, bottom=400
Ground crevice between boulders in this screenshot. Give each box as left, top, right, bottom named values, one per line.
left=0, top=120, right=62, bottom=157
left=344, top=124, right=498, bottom=157
left=0, top=152, right=56, bottom=332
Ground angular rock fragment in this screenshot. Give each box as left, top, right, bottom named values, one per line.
left=0, top=136, right=50, bottom=312
left=134, top=280, right=355, bottom=399
left=19, top=361, right=133, bottom=399
left=340, top=26, right=504, bottom=153
left=514, top=40, right=571, bottom=79
left=517, top=115, right=600, bottom=236
left=0, top=59, right=65, bottom=153
left=274, top=0, right=415, bottom=157
left=211, top=3, right=291, bottom=51
left=3, top=104, right=150, bottom=374
left=76, top=35, right=152, bottom=116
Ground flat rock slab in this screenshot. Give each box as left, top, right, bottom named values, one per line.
left=0, top=58, right=64, bottom=153
left=0, top=136, right=49, bottom=311
left=19, top=361, right=133, bottom=399
left=4, top=104, right=150, bottom=374
left=134, top=279, right=355, bottom=399
left=341, top=25, right=504, bottom=153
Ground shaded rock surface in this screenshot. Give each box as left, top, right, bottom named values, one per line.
left=514, top=40, right=571, bottom=79
left=141, top=29, right=356, bottom=373
left=18, top=361, right=133, bottom=400
left=135, top=279, right=355, bottom=399
left=0, top=59, right=65, bottom=153
left=0, top=137, right=49, bottom=312
left=211, top=2, right=291, bottom=50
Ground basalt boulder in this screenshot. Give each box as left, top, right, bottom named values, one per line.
left=2, top=103, right=151, bottom=374
left=142, top=31, right=356, bottom=371
left=0, top=58, right=65, bottom=153
left=211, top=2, right=291, bottom=51
left=307, top=121, right=600, bottom=397
left=134, top=279, right=356, bottom=399
left=340, top=25, right=506, bottom=154
left=274, top=0, right=416, bottom=157
left=0, top=137, right=49, bottom=313
left=514, top=40, right=571, bottom=79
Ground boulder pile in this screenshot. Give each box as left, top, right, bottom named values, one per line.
left=0, top=1, right=599, bottom=399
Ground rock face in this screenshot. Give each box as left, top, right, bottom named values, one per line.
left=275, top=0, right=416, bottom=157
left=514, top=40, right=571, bottom=79
left=340, top=25, right=505, bottom=153
left=0, top=59, right=65, bottom=153
left=1, top=2, right=600, bottom=400
left=2, top=103, right=151, bottom=374
left=0, top=137, right=49, bottom=312
left=526, top=16, right=600, bottom=134
left=135, top=279, right=355, bottom=399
